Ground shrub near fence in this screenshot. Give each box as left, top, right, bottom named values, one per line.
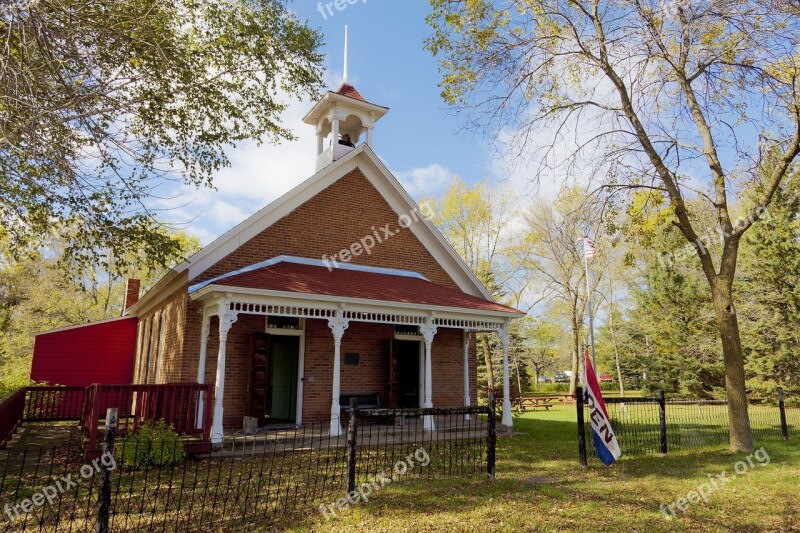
left=0, top=401, right=495, bottom=531
left=577, top=387, right=798, bottom=463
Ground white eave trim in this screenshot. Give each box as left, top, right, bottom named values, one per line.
left=190, top=284, right=523, bottom=320
left=188, top=255, right=429, bottom=294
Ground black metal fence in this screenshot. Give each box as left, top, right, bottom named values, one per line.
left=0, top=399, right=494, bottom=531
left=577, top=387, right=797, bottom=464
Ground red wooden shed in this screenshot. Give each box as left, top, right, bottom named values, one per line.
left=31, top=317, right=138, bottom=387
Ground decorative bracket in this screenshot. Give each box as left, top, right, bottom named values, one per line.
left=420, top=314, right=438, bottom=345
left=219, top=306, right=239, bottom=337
left=327, top=307, right=350, bottom=341
left=499, top=321, right=510, bottom=347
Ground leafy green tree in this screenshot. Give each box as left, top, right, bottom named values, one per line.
left=426, top=0, right=800, bottom=452
left=519, top=317, right=561, bottom=388
left=1, top=0, right=324, bottom=273
left=738, top=179, right=800, bottom=398
left=520, top=189, right=607, bottom=395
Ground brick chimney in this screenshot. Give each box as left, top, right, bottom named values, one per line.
left=124, top=279, right=141, bottom=311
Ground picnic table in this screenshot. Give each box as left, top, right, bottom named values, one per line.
left=515, top=397, right=557, bottom=411
left=494, top=394, right=578, bottom=416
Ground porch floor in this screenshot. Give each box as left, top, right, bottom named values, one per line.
left=209, top=415, right=489, bottom=458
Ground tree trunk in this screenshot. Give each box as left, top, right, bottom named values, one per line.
left=514, top=353, right=523, bottom=396
left=712, top=281, right=754, bottom=453
left=608, top=300, right=625, bottom=398
left=481, top=333, right=495, bottom=393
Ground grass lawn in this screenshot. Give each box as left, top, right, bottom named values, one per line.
left=281, top=405, right=800, bottom=532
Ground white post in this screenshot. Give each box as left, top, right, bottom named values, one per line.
left=211, top=305, right=237, bottom=444
left=195, top=311, right=211, bottom=430
left=343, top=25, right=349, bottom=83
left=366, top=126, right=374, bottom=147
left=327, top=308, right=349, bottom=437
left=421, top=315, right=437, bottom=431
left=332, top=117, right=340, bottom=145
left=583, top=239, right=598, bottom=375
left=418, top=345, right=425, bottom=409
left=500, top=322, right=513, bottom=428
left=317, top=134, right=324, bottom=156
left=463, top=331, right=471, bottom=420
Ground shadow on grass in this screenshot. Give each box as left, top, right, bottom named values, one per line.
left=246, top=412, right=800, bottom=532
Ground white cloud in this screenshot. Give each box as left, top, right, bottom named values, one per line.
left=392, top=163, right=456, bottom=200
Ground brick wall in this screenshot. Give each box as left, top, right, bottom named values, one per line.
left=133, top=285, right=189, bottom=384
left=197, top=316, right=477, bottom=431
left=192, top=168, right=460, bottom=288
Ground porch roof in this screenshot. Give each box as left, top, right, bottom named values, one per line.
left=190, top=258, right=524, bottom=316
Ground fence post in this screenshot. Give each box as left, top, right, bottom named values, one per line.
left=487, top=392, right=496, bottom=480
left=96, top=408, right=118, bottom=533
left=346, top=398, right=359, bottom=495
left=576, top=386, right=588, bottom=467
left=658, top=390, right=668, bottom=456
left=777, top=387, right=789, bottom=441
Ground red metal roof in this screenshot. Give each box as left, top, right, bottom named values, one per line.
left=335, top=83, right=367, bottom=102
left=209, top=262, right=524, bottom=315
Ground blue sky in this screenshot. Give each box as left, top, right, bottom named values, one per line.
left=167, top=1, right=501, bottom=245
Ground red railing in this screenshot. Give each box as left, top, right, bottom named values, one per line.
left=81, top=383, right=213, bottom=456
left=24, top=386, right=86, bottom=421
left=0, top=389, right=27, bottom=449
left=0, top=386, right=86, bottom=449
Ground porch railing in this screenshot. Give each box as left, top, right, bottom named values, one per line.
left=0, top=388, right=27, bottom=448
left=0, top=384, right=213, bottom=456
left=81, top=383, right=213, bottom=457
left=0, top=386, right=86, bottom=448
left=24, top=386, right=86, bottom=421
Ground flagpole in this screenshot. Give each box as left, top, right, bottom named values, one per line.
left=582, top=238, right=598, bottom=377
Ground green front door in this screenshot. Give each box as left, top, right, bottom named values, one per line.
left=270, top=336, right=299, bottom=422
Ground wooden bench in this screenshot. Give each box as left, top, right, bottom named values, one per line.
left=339, top=393, right=389, bottom=426
left=339, top=393, right=381, bottom=410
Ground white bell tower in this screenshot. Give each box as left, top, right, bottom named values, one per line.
left=302, top=26, right=389, bottom=172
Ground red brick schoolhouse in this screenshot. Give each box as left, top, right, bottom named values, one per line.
left=33, top=80, right=525, bottom=442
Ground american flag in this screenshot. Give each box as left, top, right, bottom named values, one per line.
left=583, top=237, right=597, bottom=260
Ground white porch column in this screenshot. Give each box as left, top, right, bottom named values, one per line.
left=195, top=311, right=211, bottom=431
left=211, top=304, right=238, bottom=444
left=463, top=331, right=471, bottom=421
left=500, top=321, right=513, bottom=428
left=327, top=308, right=350, bottom=437
left=420, top=316, right=437, bottom=431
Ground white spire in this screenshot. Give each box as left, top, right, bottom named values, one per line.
left=343, top=25, right=349, bottom=83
